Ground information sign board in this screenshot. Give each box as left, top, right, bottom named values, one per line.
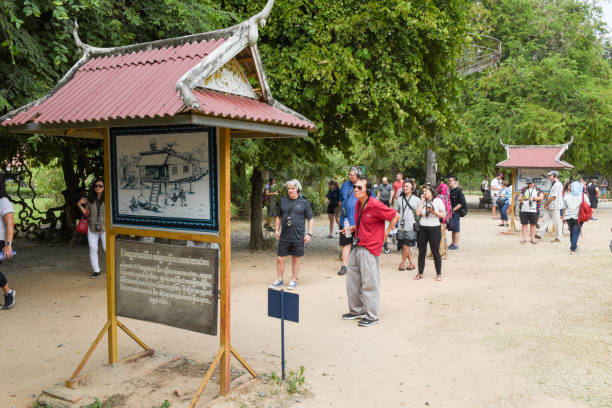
left=115, top=239, right=218, bottom=335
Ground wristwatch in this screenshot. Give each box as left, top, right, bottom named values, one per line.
left=4, top=241, right=11, bottom=246
left=307, top=233, right=312, bottom=237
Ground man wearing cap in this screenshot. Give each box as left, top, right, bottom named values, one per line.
left=536, top=170, right=564, bottom=242
left=490, top=173, right=503, bottom=219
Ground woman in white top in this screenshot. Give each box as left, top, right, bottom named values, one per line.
left=563, top=181, right=589, bottom=254
left=77, top=179, right=106, bottom=279
left=415, top=184, right=446, bottom=281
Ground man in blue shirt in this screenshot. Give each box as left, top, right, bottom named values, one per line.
left=337, top=166, right=360, bottom=275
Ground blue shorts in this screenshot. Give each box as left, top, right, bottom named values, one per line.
left=448, top=212, right=460, bottom=232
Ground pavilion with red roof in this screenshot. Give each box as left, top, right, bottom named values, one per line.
left=0, top=1, right=313, bottom=404
left=497, top=138, right=574, bottom=231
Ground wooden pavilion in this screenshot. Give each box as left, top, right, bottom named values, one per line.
left=496, top=138, right=574, bottom=231
left=1, top=0, right=314, bottom=405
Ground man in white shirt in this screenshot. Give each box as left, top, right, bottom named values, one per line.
left=536, top=170, right=564, bottom=242
left=490, top=173, right=503, bottom=219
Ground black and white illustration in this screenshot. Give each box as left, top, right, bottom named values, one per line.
left=111, top=126, right=218, bottom=232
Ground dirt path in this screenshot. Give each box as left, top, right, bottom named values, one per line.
left=1, top=205, right=611, bottom=408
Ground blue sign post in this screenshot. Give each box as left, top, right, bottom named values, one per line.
left=267, top=288, right=299, bottom=380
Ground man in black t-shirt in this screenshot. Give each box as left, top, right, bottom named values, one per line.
left=448, top=176, right=467, bottom=250
left=270, top=179, right=314, bottom=291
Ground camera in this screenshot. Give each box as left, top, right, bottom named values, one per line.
left=95, top=223, right=101, bottom=232
left=400, top=220, right=405, bottom=228
left=352, top=237, right=360, bottom=248
left=285, top=216, right=293, bottom=228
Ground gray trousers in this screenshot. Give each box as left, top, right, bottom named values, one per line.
left=346, top=246, right=380, bottom=320
left=538, top=208, right=563, bottom=241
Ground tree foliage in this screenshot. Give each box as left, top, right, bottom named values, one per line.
left=455, top=0, right=612, bottom=175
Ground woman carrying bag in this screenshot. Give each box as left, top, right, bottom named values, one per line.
left=77, top=179, right=106, bottom=278
left=415, top=184, right=446, bottom=281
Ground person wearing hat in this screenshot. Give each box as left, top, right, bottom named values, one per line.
left=536, top=170, right=564, bottom=242
left=490, top=173, right=503, bottom=219
left=518, top=177, right=543, bottom=244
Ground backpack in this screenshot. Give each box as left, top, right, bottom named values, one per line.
left=578, top=193, right=593, bottom=223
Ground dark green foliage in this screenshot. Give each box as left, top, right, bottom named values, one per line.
left=456, top=0, right=612, bottom=175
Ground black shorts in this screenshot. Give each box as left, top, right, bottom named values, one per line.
left=399, top=238, right=416, bottom=247
left=519, top=211, right=538, bottom=225
left=397, top=230, right=416, bottom=247
left=326, top=203, right=338, bottom=214
left=277, top=240, right=305, bottom=257
left=339, top=233, right=353, bottom=247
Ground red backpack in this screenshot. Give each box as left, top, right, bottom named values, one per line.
left=578, top=193, right=593, bottom=223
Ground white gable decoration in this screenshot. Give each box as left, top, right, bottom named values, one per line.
left=202, top=59, right=256, bottom=98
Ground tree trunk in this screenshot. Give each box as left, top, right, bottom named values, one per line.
left=425, top=148, right=437, bottom=185
left=249, top=167, right=265, bottom=250
left=425, top=122, right=439, bottom=185
left=59, top=139, right=82, bottom=241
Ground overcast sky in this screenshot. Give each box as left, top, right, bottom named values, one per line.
left=597, top=0, right=612, bottom=34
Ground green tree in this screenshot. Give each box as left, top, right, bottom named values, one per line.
left=457, top=0, right=612, bottom=176
left=224, top=0, right=471, bottom=248
left=0, top=0, right=233, bottom=238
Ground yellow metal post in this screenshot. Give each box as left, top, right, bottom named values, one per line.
left=219, top=127, right=232, bottom=395
left=103, top=128, right=119, bottom=363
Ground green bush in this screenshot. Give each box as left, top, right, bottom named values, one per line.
left=300, top=186, right=324, bottom=216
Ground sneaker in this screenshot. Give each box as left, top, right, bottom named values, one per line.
left=269, top=279, right=283, bottom=289
left=287, top=280, right=297, bottom=290
left=448, top=244, right=459, bottom=250
left=337, top=265, right=347, bottom=276
left=4, top=290, right=15, bottom=309
left=570, top=250, right=575, bottom=255
left=342, top=312, right=365, bottom=320
left=550, top=238, right=562, bottom=243
left=90, top=272, right=101, bottom=279
left=358, top=318, right=379, bottom=327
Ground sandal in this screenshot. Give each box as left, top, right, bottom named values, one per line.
left=407, top=264, right=416, bottom=271
left=435, top=275, right=442, bottom=281
left=530, top=240, right=538, bottom=244
left=520, top=239, right=526, bottom=244
left=414, top=274, right=423, bottom=280
left=398, top=264, right=407, bottom=271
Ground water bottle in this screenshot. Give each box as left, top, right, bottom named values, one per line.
left=344, top=219, right=352, bottom=238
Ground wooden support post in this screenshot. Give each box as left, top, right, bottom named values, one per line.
left=103, top=128, right=119, bottom=363
left=117, top=320, right=151, bottom=351
left=189, top=347, right=224, bottom=408
left=509, top=168, right=517, bottom=232
left=219, top=127, right=232, bottom=395
left=231, top=346, right=257, bottom=379
left=66, top=321, right=111, bottom=388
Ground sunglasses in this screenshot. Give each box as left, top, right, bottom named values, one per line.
left=95, top=184, right=104, bottom=188
left=353, top=185, right=365, bottom=191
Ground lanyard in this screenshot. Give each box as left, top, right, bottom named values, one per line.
left=354, top=197, right=370, bottom=239
left=95, top=199, right=102, bottom=223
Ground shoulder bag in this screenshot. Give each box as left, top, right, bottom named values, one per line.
left=76, top=217, right=89, bottom=234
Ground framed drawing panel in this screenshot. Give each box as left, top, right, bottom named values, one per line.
left=110, top=125, right=219, bottom=233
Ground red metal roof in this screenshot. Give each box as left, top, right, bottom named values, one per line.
left=497, top=145, right=573, bottom=169
left=2, top=38, right=314, bottom=131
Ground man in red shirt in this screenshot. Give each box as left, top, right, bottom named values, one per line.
left=392, top=172, right=404, bottom=203
left=340, top=177, right=399, bottom=327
